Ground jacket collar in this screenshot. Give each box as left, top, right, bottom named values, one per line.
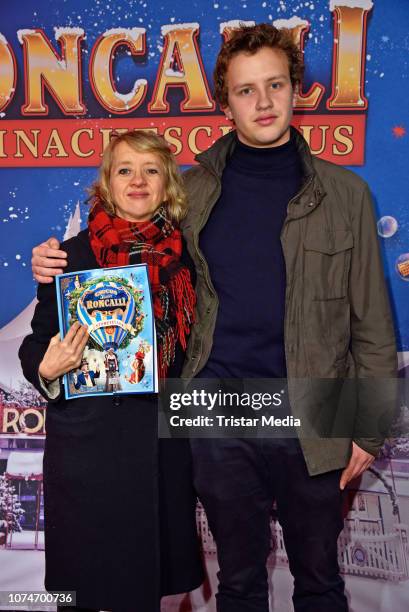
left=194, top=125, right=326, bottom=218
left=196, top=125, right=313, bottom=177
left=194, top=128, right=237, bottom=177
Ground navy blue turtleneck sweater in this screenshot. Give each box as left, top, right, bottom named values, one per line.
left=198, top=134, right=303, bottom=379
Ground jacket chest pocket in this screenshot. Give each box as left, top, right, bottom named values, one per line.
left=303, top=229, right=353, bottom=300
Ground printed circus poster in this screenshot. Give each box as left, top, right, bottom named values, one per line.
left=56, top=264, right=157, bottom=399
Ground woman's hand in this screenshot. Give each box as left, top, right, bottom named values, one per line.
left=32, top=237, right=67, bottom=283
left=39, top=322, right=89, bottom=381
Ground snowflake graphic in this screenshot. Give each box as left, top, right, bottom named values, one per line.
left=392, top=126, right=406, bottom=138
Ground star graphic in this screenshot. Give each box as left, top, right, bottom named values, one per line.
left=392, top=126, right=406, bottom=138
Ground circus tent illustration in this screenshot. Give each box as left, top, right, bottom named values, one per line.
left=0, top=203, right=82, bottom=392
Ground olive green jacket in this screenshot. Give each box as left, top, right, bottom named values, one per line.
left=180, top=127, right=397, bottom=476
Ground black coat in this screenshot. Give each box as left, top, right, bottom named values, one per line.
left=19, top=230, right=203, bottom=611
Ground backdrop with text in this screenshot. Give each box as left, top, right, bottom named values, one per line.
left=0, top=1, right=408, bottom=611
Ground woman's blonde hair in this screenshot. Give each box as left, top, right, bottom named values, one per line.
left=89, top=130, right=188, bottom=223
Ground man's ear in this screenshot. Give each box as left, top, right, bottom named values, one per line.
left=292, top=84, right=299, bottom=107
left=223, top=105, right=234, bottom=121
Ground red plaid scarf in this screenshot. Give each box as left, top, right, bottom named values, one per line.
left=88, top=199, right=195, bottom=378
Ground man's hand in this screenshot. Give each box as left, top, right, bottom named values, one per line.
left=39, top=322, right=89, bottom=381
left=340, top=441, right=375, bottom=490
left=32, top=237, right=67, bottom=283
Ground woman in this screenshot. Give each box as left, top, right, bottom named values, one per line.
left=127, top=343, right=147, bottom=384
left=104, top=348, right=121, bottom=392
left=19, top=131, right=203, bottom=612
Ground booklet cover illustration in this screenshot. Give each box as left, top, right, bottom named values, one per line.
left=56, top=264, right=157, bottom=400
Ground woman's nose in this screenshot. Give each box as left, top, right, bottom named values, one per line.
left=130, top=170, right=146, bottom=185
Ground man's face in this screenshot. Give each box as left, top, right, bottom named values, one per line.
left=223, top=46, right=296, bottom=148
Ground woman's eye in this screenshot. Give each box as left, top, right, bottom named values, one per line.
left=146, top=168, right=159, bottom=175
left=118, top=168, right=130, bottom=175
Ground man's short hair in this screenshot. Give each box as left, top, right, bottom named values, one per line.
left=213, top=23, right=304, bottom=108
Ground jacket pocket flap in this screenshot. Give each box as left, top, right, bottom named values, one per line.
left=304, top=229, right=353, bottom=255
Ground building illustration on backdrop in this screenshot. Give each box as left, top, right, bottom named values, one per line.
left=196, top=457, right=409, bottom=583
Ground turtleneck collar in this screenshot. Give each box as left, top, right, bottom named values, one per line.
left=228, top=131, right=300, bottom=176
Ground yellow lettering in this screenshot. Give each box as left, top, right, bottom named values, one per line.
left=14, top=129, right=40, bottom=158
left=274, top=19, right=325, bottom=110
left=0, top=130, right=7, bottom=157
left=219, top=125, right=233, bottom=137
left=99, top=127, right=129, bottom=155
left=43, top=129, right=69, bottom=157
left=164, top=126, right=182, bottom=156
left=91, top=29, right=147, bottom=113
left=332, top=125, right=353, bottom=155
left=298, top=125, right=329, bottom=155
left=187, top=125, right=212, bottom=155
left=20, top=29, right=85, bottom=115
left=71, top=128, right=95, bottom=157
left=327, top=4, right=372, bottom=109
left=149, top=25, right=215, bottom=112
left=0, top=35, right=16, bottom=111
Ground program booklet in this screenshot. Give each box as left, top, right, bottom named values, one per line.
left=56, top=264, right=157, bottom=400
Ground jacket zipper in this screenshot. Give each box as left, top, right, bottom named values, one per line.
left=281, top=173, right=315, bottom=379
left=188, top=162, right=222, bottom=374
left=193, top=162, right=222, bottom=297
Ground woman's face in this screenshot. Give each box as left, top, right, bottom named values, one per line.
left=109, top=141, right=167, bottom=222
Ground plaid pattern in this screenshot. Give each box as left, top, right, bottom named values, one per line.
left=88, top=199, right=195, bottom=377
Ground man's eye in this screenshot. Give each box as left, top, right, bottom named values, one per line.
left=271, top=82, right=282, bottom=90
left=118, top=168, right=130, bottom=175
left=239, top=88, right=252, bottom=96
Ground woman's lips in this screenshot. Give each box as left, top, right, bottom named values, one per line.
left=127, top=192, right=149, bottom=198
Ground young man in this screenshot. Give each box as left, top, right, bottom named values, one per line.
left=31, top=24, right=396, bottom=612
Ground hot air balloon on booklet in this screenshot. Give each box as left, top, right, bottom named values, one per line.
left=56, top=264, right=157, bottom=400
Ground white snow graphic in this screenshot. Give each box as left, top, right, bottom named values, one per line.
left=0, top=203, right=82, bottom=391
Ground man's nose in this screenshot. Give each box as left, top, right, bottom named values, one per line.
left=256, top=88, right=273, bottom=110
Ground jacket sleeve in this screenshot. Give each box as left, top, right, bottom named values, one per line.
left=348, top=183, right=398, bottom=456
left=18, top=279, right=63, bottom=402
